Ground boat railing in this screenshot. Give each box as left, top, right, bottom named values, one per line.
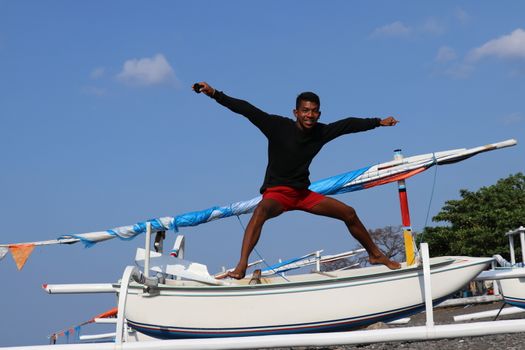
left=506, top=226, right=525, bottom=265
left=475, top=226, right=525, bottom=297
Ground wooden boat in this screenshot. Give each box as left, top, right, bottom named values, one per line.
left=476, top=226, right=525, bottom=309
left=123, top=255, right=491, bottom=339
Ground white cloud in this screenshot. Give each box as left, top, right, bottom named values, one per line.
left=90, top=67, right=105, bottom=80
left=370, top=21, right=411, bottom=38
left=422, top=18, right=446, bottom=36
left=442, top=63, right=474, bottom=79
left=454, top=8, right=470, bottom=24
left=468, top=28, right=525, bottom=62
left=435, top=46, right=457, bottom=63
left=117, top=54, right=176, bottom=86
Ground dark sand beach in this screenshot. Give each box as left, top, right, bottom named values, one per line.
left=268, top=302, right=525, bottom=350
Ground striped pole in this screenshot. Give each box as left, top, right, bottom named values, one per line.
left=394, top=149, right=417, bottom=266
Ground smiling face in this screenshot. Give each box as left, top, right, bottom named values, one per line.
left=294, top=100, right=321, bottom=131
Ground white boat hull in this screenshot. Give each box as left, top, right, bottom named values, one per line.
left=122, top=256, right=491, bottom=339
left=497, top=268, right=525, bottom=308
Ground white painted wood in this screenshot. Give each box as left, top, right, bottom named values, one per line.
left=144, top=222, right=151, bottom=279
left=94, top=318, right=117, bottom=324
left=115, top=266, right=138, bottom=345
left=454, top=306, right=525, bottom=322
left=79, top=332, right=116, bottom=341
left=421, top=243, right=434, bottom=328
left=6, top=319, right=525, bottom=350
left=43, top=283, right=116, bottom=294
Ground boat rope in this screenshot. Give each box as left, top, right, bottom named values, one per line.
left=420, top=153, right=438, bottom=242
left=235, top=216, right=290, bottom=282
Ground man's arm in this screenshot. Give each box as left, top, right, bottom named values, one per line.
left=322, top=116, right=399, bottom=142
left=193, top=82, right=271, bottom=128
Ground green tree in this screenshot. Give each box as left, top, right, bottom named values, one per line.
left=421, top=173, right=525, bottom=258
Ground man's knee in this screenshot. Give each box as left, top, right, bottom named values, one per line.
left=342, top=205, right=358, bottom=223
left=253, top=205, right=269, bottom=220
left=253, top=202, right=281, bottom=221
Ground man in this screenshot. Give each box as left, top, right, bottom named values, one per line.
left=194, top=82, right=401, bottom=279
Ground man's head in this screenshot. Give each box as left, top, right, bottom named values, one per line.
left=294, top=92, right=321, bottom=130
left=295, top=91, right=320, bottom=109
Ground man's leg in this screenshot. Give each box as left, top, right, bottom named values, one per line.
left=307, top=197, right=401, bottom=270
left=224, top=199, right=285, bottom=279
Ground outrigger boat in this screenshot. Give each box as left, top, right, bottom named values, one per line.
left=476, top=226, right=525, bottom=309
left=121, top=255, right=491, bottom=340
left=451, top=226, right=525, bottom=323
left=0, top=139, right=518, bottom=347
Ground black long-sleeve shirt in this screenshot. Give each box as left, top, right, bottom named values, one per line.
left=213, top=91, right=381, bottom=193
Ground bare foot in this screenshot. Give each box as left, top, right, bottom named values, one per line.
left=369, top=254, right=401, bottom=270
left=217, top=264, right=247, bottom=280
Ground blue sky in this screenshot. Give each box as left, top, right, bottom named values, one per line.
left=1, top=1, right=524, bottom=346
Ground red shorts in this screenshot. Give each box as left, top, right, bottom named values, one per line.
left=262, top=186, right=325, bottom=212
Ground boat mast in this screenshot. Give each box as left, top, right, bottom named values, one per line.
left=394, top=149, right=418, bottom=266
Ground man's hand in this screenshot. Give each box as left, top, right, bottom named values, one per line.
left=192, top=81, right=216, bottom=97
left=379, top=116, right=399, bottom=126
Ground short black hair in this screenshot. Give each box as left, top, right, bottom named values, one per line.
left=296, top=91, right=320, bottom=109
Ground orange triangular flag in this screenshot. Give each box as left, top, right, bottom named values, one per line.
left=9, top=244, right=36, bottom=270
left=95, top=307, right=118, bottom=320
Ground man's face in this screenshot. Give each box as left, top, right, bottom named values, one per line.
left=294, top=100, right=321, bottom=130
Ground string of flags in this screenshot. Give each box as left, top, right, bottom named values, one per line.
left=0, top=237, right=79, bottom=271
left=49, top=307, right=118, bottom=344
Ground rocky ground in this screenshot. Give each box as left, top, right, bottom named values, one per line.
left=267, top=302, right=525, bottom=350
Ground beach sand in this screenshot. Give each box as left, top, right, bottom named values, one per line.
left=268, top=302, right=525, bottom=350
